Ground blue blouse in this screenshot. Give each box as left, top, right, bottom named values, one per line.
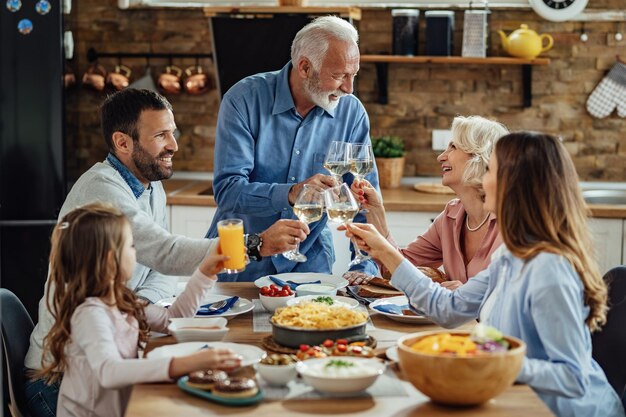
left=206, top=62, right=379, bottom=281
left=391, top=248, right=624, bottom=417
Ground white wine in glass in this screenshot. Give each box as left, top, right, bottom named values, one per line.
left=323, top=183, right=372, bottom=267
left=283, top=185, right=324, bottom=263
left=348, top=143, right=374, bottom=181
left=323, top=141, right=350, bottom=183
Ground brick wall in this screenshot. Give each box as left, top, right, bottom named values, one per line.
left=66, top=0, right=626, bottom=181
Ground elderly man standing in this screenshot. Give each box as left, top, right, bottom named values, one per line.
left=206, top=16, right=380, bottom=282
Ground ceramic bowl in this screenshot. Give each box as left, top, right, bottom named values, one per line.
left=167, top=317, right=229, bottom=343
left=296, top=357, right=385, bottom=394
left=256, top=362, right=298, bottom=386
left=259, top=292, right=295, bottom=312
left=397, top=330, right=526, bottom=405
left=295, top=283, right=337, bottom=297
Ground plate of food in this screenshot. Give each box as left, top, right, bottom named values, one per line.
left=254, top=272, right=349, bottom=291
left=147, top=342, right=265, bottom=368
left=178, top=375, right=264, bottom=406
left=369, top=296, right=431, bottom=324
left=156, top=294, right=254, bottom=319
left=287, top=295, right=360, bottom=310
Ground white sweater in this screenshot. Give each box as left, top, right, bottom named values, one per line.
left=57, top=270, right=214, bottom=417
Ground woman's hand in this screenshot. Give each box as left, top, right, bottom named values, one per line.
left=439, top=280, right=463, bottom=291
left=345, top=223, right=404, bottom=274
left=350, top=179, right=390, bottom=238
left=198, top=246, right=231, bottom=277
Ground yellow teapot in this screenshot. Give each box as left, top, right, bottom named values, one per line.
left=498, top=24, right=553, bottom=60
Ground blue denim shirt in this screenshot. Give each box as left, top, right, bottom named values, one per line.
left=391, top=248, right=624, bottom=417
left=206, top=62, right=380, bottom=282
left=106, top=153, right=146, bottom=198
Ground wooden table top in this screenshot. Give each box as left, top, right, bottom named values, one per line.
left=125, top=283, right=553, bottom=417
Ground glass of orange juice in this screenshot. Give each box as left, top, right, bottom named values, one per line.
left=217, top=219, right=246, bottom=274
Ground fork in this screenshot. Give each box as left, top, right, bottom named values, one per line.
left=199, top=299, right=228, bottom=312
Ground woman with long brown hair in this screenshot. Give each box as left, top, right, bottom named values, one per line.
left=346, top=132, right=623, bottom=416
left=35, top=203, right=241, bottom=417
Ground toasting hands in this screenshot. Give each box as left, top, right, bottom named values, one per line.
left=260, top=219, right=310, bottom=257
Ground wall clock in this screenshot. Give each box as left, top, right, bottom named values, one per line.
left=528, top=0, right=588, bottom=22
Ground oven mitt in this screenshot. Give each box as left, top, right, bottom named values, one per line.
left=586, top=61, right=626, bottom=118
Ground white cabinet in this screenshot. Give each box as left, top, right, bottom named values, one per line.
left=623, top=220, right=626, bottom=269
left=170, top=205, right=216, bottom=239
left=329, top=211, right=439, bottom=276
left=587, top=218, right=624, bottom=275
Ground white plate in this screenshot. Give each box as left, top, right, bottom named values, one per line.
left=167, top=317, right=229, bottom=343
left=385, top=345, right=399, bottom=362
left=156, top=294, right=254, bottom=319
left=146, top=342, right=265, bottom=367
left=369, top=296, right=431, bottom=324
left=287, top=295, right=360, bottom=309
left=254, top=272, right=349, bottom=291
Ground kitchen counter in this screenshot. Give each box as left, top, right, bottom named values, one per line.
left=163, top=179, right=626, bottom=218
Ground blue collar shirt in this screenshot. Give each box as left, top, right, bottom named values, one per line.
left=206, top=62, right=380, bottom=282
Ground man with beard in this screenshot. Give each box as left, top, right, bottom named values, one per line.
left=23, top=89, right=307, bottom=417
left=206, top=16, right=380, bottom=282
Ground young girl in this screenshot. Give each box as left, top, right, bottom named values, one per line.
left=346, top=132, right=624, bottom=416
left=36, top=203, right=241, bottom=417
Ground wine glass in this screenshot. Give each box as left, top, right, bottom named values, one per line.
left=323, top=183, right=372, bottom=267
left=348, top=143, right=374, bottom=182
left=323, top=141, right=350, bottom=184
left=282, top=185, right=324, bottom=262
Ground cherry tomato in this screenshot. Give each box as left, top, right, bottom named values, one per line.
left=336, top=344, right=347, bottom=352
left=270, top=284, right=278, bottom=291
left=278, top=289, right=290, bottom=297
left=260, top=286, right=270, bottom=296
left=336, top=339, right=348, bottom=345
left=281, top=285, right=290, bottom=292
left=351, top=346, right=362, bottom=354
left=299, top=344, right=310, bottom=352
left=269, top=289, right=277, bottom=297
left=322, top=339, right=334, bottom=348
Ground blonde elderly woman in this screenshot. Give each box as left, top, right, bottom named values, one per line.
left=345, top=116, right=508, bottom=290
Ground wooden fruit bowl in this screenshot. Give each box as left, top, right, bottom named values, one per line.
left=397, top=330, right=526, bottom=406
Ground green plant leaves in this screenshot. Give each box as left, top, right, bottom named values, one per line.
left=372, top=136, right=405, bottom=158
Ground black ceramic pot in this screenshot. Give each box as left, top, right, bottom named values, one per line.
left=271, top=321, right=367, bottom=348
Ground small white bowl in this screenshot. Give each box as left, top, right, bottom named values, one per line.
left=257, top=362, right=298, bottom=386
left=259, top=293, right=295, bottom=312
left=296, top=357, right=385, bottom=394
left=287, top=295, right=359, bottom=309
left=167, top=317, right=229, bottom=343
left=296, top=283, right=337, bottom=297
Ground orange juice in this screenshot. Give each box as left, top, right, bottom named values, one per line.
left=217, top=219, right=245, bottom=273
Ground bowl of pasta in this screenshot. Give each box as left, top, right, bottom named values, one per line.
left=397, top=327, right=526, bottom=405
left=270, top=303, right=369, bottom=348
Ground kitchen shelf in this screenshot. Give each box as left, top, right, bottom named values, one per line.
left=203, top=6, right=361, bottom=20
left=360, top=55, right=550, bottom=108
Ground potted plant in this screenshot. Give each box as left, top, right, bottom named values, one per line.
left=372, top=136, right=405, bottom=189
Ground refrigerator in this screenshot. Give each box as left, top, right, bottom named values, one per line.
left=0, top=0, right=66, bottom=324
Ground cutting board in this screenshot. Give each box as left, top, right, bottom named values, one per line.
left=413, top=183, right=455, bottom=194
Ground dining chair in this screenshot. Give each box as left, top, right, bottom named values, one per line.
left=591, top=265, right=626, bottom=408
left=1, top=288, right=34, bottom=417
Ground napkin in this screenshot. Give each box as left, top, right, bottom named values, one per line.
left=196, top=296, right=239, bottom=316
left=372, top=303, right=410, bottom=315
left=269, top=276, right=321, bottom=291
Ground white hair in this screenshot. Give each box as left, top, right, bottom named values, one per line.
left=291, top=16, right=359, bottom=71
left=451, top=115, right=509, bottom=189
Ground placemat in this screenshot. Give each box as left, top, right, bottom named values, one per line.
left=252, top=300, right=376, bottom=333
left=261, top=334, right=377, bottom=354
left=259, top=367, right=409, bottom=399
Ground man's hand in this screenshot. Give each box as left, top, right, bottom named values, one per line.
left=288, top=174, right=336, bottom=205
left=259, top=219, right=310, bottom=256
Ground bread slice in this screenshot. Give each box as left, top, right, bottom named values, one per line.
left=368, top=277, right=398, bottom=290
left=357, top=284, right=404, bottom=299
left=417, top=267, right=447, bottom=283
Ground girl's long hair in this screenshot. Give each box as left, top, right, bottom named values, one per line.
left=35, top=203, right=149, bottom=383
left=495, top=132, right=607, bottom=332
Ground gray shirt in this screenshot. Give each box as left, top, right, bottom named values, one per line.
left=25, top=159, right=217, bottom=370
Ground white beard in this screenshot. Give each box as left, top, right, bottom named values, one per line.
left=304, top=71, right=347, bottom=112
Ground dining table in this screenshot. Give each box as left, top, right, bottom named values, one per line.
left=125, top=282, right=554, bottom=417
